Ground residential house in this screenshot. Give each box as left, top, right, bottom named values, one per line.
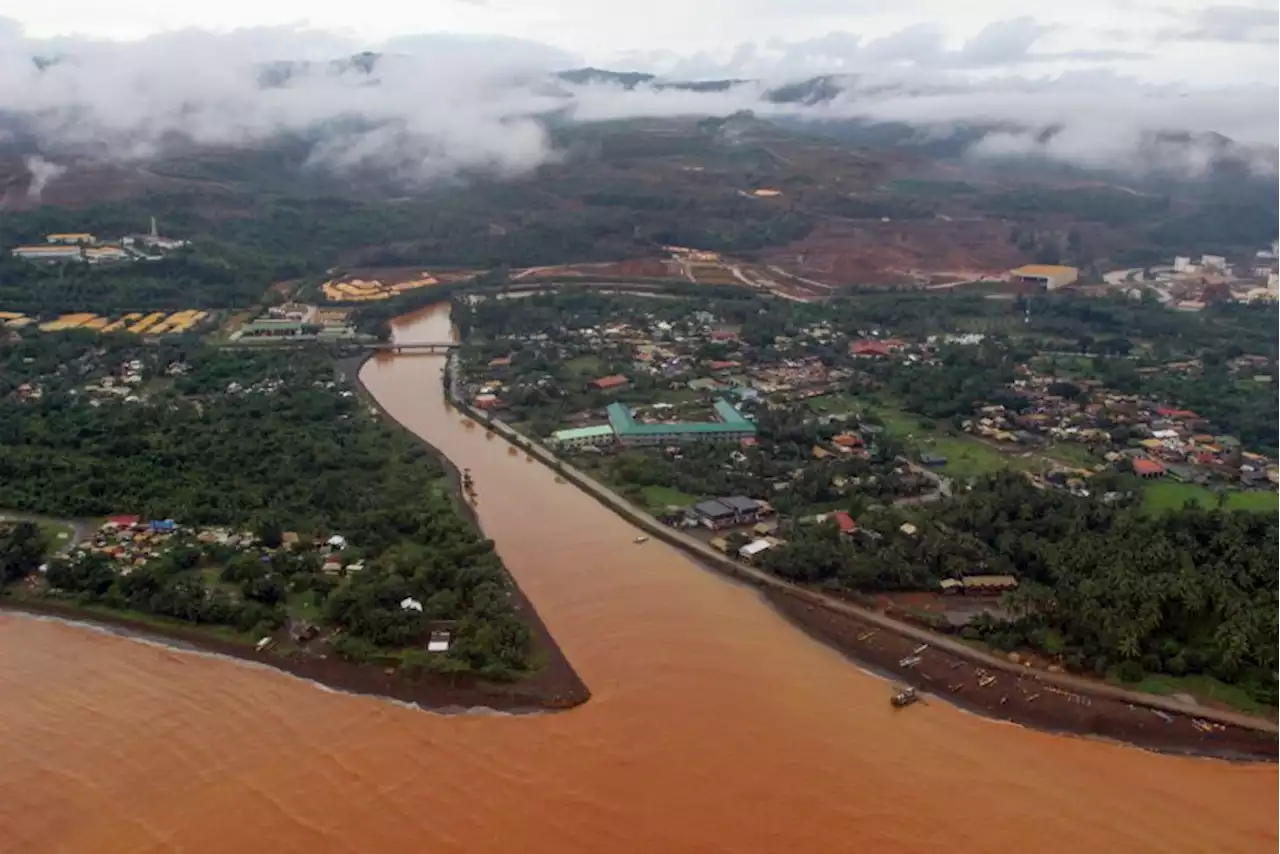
left=590, top=374, right=630, bottom=392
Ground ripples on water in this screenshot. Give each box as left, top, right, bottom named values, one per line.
left=1, top=305, right=1274, bottom=854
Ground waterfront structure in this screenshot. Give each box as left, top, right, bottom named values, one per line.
left=606, top=398, right=756, bottom=447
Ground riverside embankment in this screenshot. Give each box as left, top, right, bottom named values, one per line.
left=444, top=350, right=1277, bottom=759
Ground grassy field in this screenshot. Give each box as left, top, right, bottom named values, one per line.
left=637, top=485, right=700, bottom=512
left=861, top=401, right=1022, bottom=478
left=1141, top=481, right=1279, bottom=515
left=1113, top=672, right=1274, bottom=716
left=806, top=393, right=864, bottom=415
left=562, top=355, right=604, bottom=379
left=37, top=520, right=77, bottom=554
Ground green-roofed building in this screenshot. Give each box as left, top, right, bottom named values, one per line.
left=606, top=398, right=756, bottom=447
left=550, top=424, right=617, bottom=449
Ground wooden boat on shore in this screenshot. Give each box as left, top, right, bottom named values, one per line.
left=891, top=686, right=919, bottom=708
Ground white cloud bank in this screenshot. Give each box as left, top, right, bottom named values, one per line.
left=0, top=19, right=1275, bottom=187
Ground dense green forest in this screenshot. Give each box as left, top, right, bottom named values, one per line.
left=0, top=337, right=531, bottom=678
left=0, top=521, right=45, bottom=584
left=762, top=474, right=1278, bottom=704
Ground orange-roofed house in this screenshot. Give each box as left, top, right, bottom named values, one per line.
left=832, top=511, right=857, bottom=534
left=589, top=374, right=630, bottom=392
left=1133, top=458, right=1166, bottom=478
left=832, top=433, right=864, bottom=448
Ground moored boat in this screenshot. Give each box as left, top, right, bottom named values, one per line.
left=891, top=686, right=919, bottom=708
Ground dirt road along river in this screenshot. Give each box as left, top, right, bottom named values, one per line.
left=0, top=302, right=1275, bottom=854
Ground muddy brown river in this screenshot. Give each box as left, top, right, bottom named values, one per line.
left=1, top=303, right=1274, bottom=854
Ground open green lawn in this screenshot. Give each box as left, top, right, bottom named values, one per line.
left=863, top=401, right=1023, bottom=478
left=562, top=355, right=603, bottom=378
left=805, top=392, right=863, bottom=415
left=636, top=484, right=700, bottom=512
left=1042, top=441, right=1100, bottom=469
left=916, top=436, right=1013, bottom=478
left=1141, top=481, right=1279, bottom=515
left=1112, top=672, right=1274, bottom=716
left=37, top=520, right=76, bottom=554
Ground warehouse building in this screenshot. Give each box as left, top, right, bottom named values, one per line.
left=1009, top=264, right=1079, bottom=291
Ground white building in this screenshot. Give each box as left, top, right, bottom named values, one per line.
left=550, top=424, right=616, bottom=449
left=1200, top=254, right=1227, bottom=272
left=1173, top=256, right=1194, bottom=273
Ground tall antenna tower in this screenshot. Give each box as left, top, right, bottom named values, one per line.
left=150, top=216, right=158, bottom=238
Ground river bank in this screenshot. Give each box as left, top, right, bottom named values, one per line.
left=0, top=592, right=588, bottom=712
left=345, top=353, right=591, bottom=710
left=443, top=355, right=1276, bottom=760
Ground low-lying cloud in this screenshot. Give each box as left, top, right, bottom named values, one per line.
left=0, top=19, right=1275, bottom=189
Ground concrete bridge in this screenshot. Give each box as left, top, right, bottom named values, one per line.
left=368, top=341, right=459, bottom=354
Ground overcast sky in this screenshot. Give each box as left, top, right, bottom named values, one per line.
left=1, top=0, right=1276, bottom=85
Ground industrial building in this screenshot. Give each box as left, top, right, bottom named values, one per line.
left=11, top=245, right=83, bottom=261
left=1009, top=264, right=1079, bottom=291
left=606, top=399, right=756, bottom=447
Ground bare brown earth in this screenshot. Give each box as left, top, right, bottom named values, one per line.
left=763, top=218, right=1027, bottom=287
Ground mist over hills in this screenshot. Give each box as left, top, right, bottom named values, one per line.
left=1, top=35, right=1276, bottom=200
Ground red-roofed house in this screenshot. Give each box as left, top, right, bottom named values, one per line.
left=707, top=360, right=740, bottom=372
left=740, top=436, right=758, bottom=448
left=832, top=433, right=864, bottom=448
left=1156, top=406, right=1197, bottom=419
left=107, top=515, right=141, bottom=528
left=1133, top=458, right=1166, bottom=478
left=589, top=374, right=630, bottom=391
left=710, top=329, right=739, bottom=341
left=832, top=511, right=857, bottom=534
left=850, top=340, right=894, bottom=358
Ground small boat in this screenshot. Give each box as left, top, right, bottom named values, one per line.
left=507, top=446, right=517, bottom=456
left=555, top=476, right=565, bottom=484
left=898, top=655, right=922, bottom=669
left=633, top=536, right=649, bottom=544
left=891, top=686, right=919, bottom=708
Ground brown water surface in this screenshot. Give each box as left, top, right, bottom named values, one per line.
left=1, top=303, right=1274, bottom=854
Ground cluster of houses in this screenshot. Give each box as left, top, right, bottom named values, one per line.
left=72, top=515, right=186, bottom=573
left=65, top=516, right=366, bottom=577
left=962, top=368, right=1278, bottom=489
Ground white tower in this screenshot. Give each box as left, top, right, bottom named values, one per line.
left=150, top=216, right=158, bottom=238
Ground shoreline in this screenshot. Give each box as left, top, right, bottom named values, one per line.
left=0, top=594, right=587, bottom=713
left=443, top=354, right=1276, bottom=761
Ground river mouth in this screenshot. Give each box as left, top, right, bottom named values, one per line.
left=1, top=299, right=1275, bottom=854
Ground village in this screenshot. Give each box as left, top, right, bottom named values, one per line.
left=457, top=291, right=1278, bottom=539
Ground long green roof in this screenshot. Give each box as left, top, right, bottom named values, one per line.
left=607, top=399, right=756, bottom=436
left=552, top=424, right=616, bottom=441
